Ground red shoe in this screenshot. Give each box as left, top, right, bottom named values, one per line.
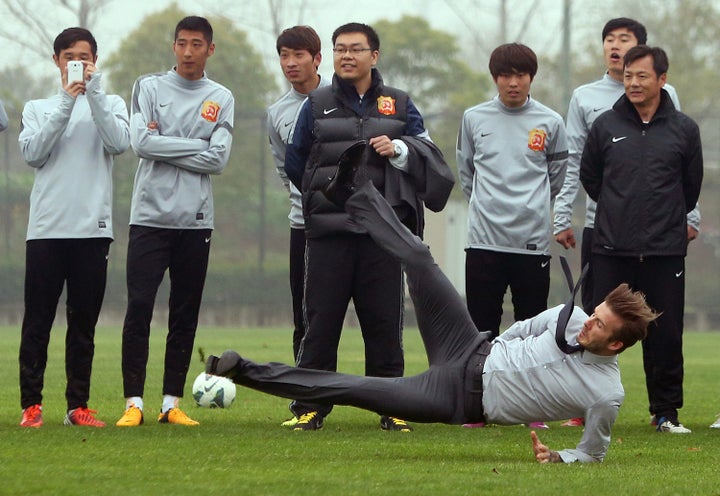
left=64, top=407, right=106, bottom=427
left=462, top=422, right=486, bottom=428
left=528, top=421, right=549, bottom=429
left=20, top=404, right=43, bottom=428
left=561, top=417, right=585, bottom=427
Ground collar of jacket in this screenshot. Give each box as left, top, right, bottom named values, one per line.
left=332, top=68, right=385, bottom=102
left=613, top=88, right=676, bottom=124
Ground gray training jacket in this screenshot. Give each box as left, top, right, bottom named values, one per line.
left=19, top=72, right=130, bottom=240
left=457, top=95, right=568, bottom=256
left=129, top=69, right=234, bottom=230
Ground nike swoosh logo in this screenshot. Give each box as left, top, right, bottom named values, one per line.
left=159, top=102, right=170, bottom=107
left=612, top=136, right=627, bottom=143
left=283, top=121, right=293, bottom=127
left=541, top=260, right=550, bottom=268
left=592, top=107, right=604, bottom=112
left=204, top=379, right=219, bottom=392
left=675, top=271, right=684, bottom=277
left=323, top=107, right=338, bottom=115
left=205, top=237, right=211, bottom=243
left=480, top=132, right=492, bottom=137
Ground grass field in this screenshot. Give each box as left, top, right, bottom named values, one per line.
left=1, top=323, right=719, bottom=496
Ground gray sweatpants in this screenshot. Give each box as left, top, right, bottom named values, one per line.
left=233, top=183, right=488, bottom=424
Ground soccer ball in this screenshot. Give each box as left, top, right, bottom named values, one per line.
left=191, top=372, right=236, bottom=408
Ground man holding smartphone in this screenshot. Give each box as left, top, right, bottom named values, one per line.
left=18, top=27, right=130, bottom=428
left=67, top=60, right=85, bottom=84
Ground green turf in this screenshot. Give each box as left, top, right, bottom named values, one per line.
left=1, top=324, right=719, bottom=495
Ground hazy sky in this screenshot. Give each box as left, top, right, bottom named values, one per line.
left=7, top=0, right=586, bottom=85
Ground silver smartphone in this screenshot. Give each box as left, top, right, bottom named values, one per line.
left=67, top=61, right=84, bottom=83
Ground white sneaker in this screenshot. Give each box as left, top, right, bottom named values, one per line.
left=710, top=415, right=720, bottom=429
left=656, top=417, right=692, bottom=434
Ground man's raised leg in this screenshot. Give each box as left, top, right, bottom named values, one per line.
left=345, top=183, right=483, bottom=366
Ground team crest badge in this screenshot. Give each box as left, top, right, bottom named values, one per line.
left=377, top=96, right=396, bottom=115
left=528, top=128, right=547, bottom=152
left=201, top=101, right=220, bottom=122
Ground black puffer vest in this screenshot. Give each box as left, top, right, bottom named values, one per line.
left=302, top=71, right=409, bottom=238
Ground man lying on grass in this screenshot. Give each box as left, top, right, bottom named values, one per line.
left=207, top=158, right=657, bottom=463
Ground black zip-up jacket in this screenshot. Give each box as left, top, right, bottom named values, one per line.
left=580, top=89, right=703, bottom=258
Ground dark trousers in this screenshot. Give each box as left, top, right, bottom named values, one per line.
left=239, top=183, right=487, bottom=424
left=591, top=254, right=685, bottom=420
left=580, top=227, right=594, bottom=315
left=465, top=249, right=550, bottom=338
left=121, top=226, right=210, bottom=398
left=292, top=232, right=405, bottom=417
left=289, top=227, right=306, bottom=360
left=19, top=238, right=110, bottom=410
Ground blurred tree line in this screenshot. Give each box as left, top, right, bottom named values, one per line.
left=0, top=0, right=717, bottom=328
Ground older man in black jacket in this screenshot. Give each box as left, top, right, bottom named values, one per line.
left=580, top=45, right=703, bottom=434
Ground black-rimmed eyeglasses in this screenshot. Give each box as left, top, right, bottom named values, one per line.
left=332, top=47, right=373, bottom=55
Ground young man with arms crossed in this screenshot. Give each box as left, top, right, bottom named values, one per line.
left=116, top=16, right=234, bottom=427
left=18, top=27, right=130, bottom=428
left=554, top=18, right=694, bottom=428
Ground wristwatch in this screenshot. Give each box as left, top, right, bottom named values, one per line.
left=392, top=142, right=402, bottom=158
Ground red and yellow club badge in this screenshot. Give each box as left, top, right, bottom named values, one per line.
left=377, top=96, right=396, bottom=115
left=528, top=128, right=547, bottom=152
left=201, top=100, right=221, bottom=122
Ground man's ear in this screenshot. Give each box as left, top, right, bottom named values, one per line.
left=608, top=340, right=624, bottom=353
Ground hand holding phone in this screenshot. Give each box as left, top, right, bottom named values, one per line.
left=67, top=61, right=84, bottom=84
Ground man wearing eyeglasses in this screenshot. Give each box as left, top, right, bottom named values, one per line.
left=284, top=22, right=453, bottom=432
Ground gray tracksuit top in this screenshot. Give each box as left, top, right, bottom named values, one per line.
left=457, top=96, right=568, bottom=256
left=129, top=69, right=234, bottom=229
left=19, top=72, right=130, bottom=240
left=266, top=76, right=330, bottom=230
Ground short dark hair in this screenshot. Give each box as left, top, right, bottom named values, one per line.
left=624, top=45, right=669, bottom=77
left=488, top=43, right=538, bottom=79
left=332, top=22, right=379, bottom=52
left=175, top=16, right=213, bottom=43
left=276, top=25, right=321, bottom=57
left=602, top=17, right=647, bottom=45
left=604, top=283, right=658, bottom=353
left=53, top=27, right=97, bottom=57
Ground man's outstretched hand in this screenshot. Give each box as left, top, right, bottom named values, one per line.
left=531, top=430, right=561, bottom=463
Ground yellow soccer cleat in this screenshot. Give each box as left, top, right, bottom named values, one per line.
left=116, top=405, right=144, bottom=427
left=157, top=407, right=199, bottom=426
